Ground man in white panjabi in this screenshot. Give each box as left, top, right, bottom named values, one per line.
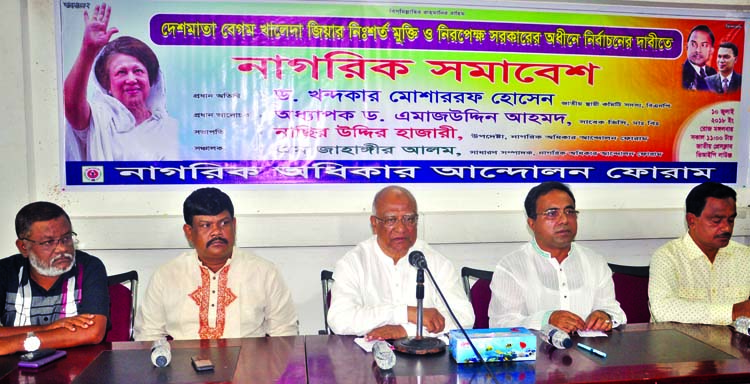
left=135, top=188, right=298, bottom=340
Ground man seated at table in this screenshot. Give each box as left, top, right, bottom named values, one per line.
left=649, top=182, right=750, bottom=325
left=0, top=202, right=109, bottom=355
left=135, top=187, right=298, bottom=340
left=488, top=182, right=626, bottom=333
left=327, top=185, right=474, bottom=339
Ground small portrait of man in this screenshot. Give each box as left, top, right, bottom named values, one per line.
left=681, top=25, right=717, bottom=91
left=706, top=42, right=742, bottom=94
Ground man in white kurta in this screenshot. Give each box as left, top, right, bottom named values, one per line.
left=489, top=182, right=626, bottom=333
left=135, top=247, right=297, bottom=340
left=327, top=236, right=474, bottom=336
left=327, top=186, right=473, bottom=339
left=488, top=240, right=626, bottom=330
left=134, top=187, right=297, bottom=340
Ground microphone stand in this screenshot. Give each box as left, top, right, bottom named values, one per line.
left=420, top=265, right=501, bottom=384
left=393, top=268, right=446, bottom=354
left=416, top=268, right=424, bottom=339
left=393, top=251, right=500, bottom=384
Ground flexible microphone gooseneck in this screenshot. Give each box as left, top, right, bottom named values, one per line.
left=405, top=251, right=500, bottom=384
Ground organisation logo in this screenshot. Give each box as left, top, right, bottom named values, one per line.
left=82, top=166, right=104, bottom=183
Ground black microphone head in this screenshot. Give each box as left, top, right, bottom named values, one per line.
left=408, top=251, right=427, bottom=269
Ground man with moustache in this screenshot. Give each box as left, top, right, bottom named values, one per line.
left=682, top=25, right=718, bottom=91
left=327, top=186, right=474, bottom=339
left=488, top=182, right=626, bottom=332
left=0, top=202, right=109, bottom=355
left=649, top=182, right=750, bottom=325
left=135, top=187, right=298, bottom=340
left=706, top=42, right=742, bottom=94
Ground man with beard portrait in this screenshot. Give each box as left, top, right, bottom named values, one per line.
left=0, top=202, right=109, bottom=355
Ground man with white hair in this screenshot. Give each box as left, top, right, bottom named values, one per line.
left=328, top=185, right=473, bottom=339
left=0, top=202, right=109, bottom=355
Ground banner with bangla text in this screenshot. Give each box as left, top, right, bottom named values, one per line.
left=56, top=1, right=745, bottom=186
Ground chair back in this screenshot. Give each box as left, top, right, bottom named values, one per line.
left=461, top=267, right=493, bottom=329
left=106, top=270, right=139, bottom=342
left=608, top=264, right=650, bottom=324
left=320, top=270, right=334, bottom=335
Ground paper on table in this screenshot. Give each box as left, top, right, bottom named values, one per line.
left=354, top=337, right=378, bottom=352
left=577, top=330, right=608, bottom=337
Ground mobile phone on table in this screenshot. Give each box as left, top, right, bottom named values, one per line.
left=191, top=355, right=214, bottom=372
left=19, top=348, right=56, bottom=362
left=18, top=350, right=66, bottom=368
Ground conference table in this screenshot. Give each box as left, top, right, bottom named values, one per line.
left=2, top=323, right=750, bottom=383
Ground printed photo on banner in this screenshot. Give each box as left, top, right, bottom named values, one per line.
left=56, top=1, right=745, bottom=186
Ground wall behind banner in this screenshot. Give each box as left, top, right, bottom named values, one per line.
left=1, top=0, right=750, bottom=334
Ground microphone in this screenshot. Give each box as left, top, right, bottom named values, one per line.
left=401, top=252, right=502, bottom=384
left=372, top=340, right=396, bottom=370
left=150, top=337, right=172, bottom=367
left=408, top=251, right=427, bottom=269
left=540, top=324, right=572, bottom=349
left=733, top=317, right=750, bottom=336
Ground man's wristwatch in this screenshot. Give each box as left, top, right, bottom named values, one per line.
left=23, top=332, right=41, bottom=352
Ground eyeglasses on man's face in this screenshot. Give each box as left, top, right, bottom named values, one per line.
left=21, top=232, right=78, bottom=251
left=536, top=208, right=579, bottom=220
left=373, top=214, right=419, bottom=227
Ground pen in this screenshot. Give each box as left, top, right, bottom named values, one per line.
left=577, top=343, right=607, bottom=358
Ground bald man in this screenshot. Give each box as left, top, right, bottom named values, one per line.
left=327, top=186, right=474, bottom=339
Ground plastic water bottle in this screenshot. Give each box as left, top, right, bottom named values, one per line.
left=733, top=317, right=750, bottom=336
left=541, top=324, right=573, bottom=349
left=150, top=337, right=172, bottom=367
left=372, top=340, right=396, bottom=370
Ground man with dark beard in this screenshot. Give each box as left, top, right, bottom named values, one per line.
left=650, top=182, right=750, bottom=324
left=135, top=187, right=297, bottom=340
left=0, top=202, right=109, bottom=355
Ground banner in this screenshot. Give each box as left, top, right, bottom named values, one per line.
left=56, top=1, right=745, bottom=185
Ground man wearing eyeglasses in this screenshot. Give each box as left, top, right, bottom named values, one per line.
left=134, top=187, right=298, bottom=340
left=488, top=182, right=626, bottom=333
left=327, top=185, right=474, bottom=339
left=0, top=202, right=109, bottom=355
